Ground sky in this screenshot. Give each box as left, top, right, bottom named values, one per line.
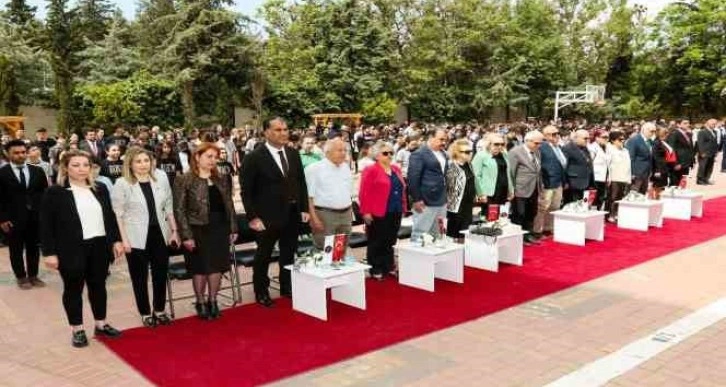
left=5, top=0, right=674, bottom=21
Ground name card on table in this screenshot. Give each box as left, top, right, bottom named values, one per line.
left=583, top=190, right=597, bottom=206
left=679, top=176, right=688, bottom=189
left=487, top=205, right=500, bottom=222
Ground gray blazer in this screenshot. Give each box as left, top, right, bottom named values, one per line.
left=508, top=144, right=542, bottom=198
left=111, top=169, right=173, bottom=249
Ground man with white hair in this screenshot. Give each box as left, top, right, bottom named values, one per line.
left=562, top=129, right=594, bottom=203
left=625, top=122, right=655, bottom=194
left=533, top=125, right=566, bottom=238
left=508, top=130, right=544, bottom=246
left=695, top=119, right=719, bottom=185
left=305, top=138, right=354, bottom=251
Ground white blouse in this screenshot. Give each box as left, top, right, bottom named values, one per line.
left=70, top=184, right=106, bottom=240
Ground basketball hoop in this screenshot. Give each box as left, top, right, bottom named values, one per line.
left=554, top=84, right=606, bottom=121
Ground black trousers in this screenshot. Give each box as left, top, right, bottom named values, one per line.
left=669, top=167, right=689, bottom=187
left=563, top=188, right=584, bottom=205
left=593, top=181, right=608, bottom=210
left=511, top=192, right=538, bottom=232
left=630, top=176, right=649, bottom=194
left=253, top=204, right=300, bottom=296
left=366, top=212, right=402, bottom=275
left=7, top=213, right=40, bottom=279
left=59, top=237, right=110, bottom=326
left=126, top=225, right=169, bottom=316
left=697, top=155, right=715, bottom=183
left=606, top=182, right=630, bottom=218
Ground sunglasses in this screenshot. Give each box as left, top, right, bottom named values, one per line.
left=492, top=142, right=505, bottom=146
left=461, top=150, right=473, bottom=154
left=381, top=151, right=393, bottom=157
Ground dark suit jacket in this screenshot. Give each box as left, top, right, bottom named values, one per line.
left=240, top=144, right=309, bottom=228
left=561, top=142, right=593, bottom=190
left=79, top=140, right=106, bottom=161
left=696, top=129, right=719, bottom=157
left=39, top=183, right=121, bottom=273
left=625, top=134, right=652, bottom=179
left=539, top=142, right=565, bottom=189
left=407, top=145, right=448, bottom=206
left=667, top=129, right=694, bottom=169
left=0, top=164, right=49, bottom=228
left=651, top=139, right=670, bottom=188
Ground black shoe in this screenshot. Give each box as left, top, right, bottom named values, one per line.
left=256, top=294, right=274, bottom=308
left=72, top=330, right=88, bottom=348
left=94, top=324, right=122, bottom=338
left=195, top=302, right=209, bottom=320
left=142, top=315, right=157, bottom=328
left=208, top=301, right=221, bottom=319
left=155, top=312, right=172, bottom=326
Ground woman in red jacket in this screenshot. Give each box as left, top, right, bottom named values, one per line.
left=358, top=141, right=408, bottom=280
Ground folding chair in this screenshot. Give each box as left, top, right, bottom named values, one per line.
left=166, top=244, right=243, bottom=319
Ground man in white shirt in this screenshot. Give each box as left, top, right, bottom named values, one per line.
left=305, top=138, right=354, bottom=251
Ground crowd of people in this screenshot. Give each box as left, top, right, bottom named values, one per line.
left=0, top=116, right=724, bottom=348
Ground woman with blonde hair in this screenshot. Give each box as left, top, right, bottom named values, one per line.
left=40, top=150, right=125, bottom=347
left=471, top=133, right=514, bottom=216
left=445, top=139, right=477, bottom=241
left=174, top=142, right=237, bottom=319
left=111, top=146, right=179, bottom=327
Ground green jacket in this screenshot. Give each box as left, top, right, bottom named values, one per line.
left=471, top=150, right=514, bottom=197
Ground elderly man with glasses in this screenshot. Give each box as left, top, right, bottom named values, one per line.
left=562, top=129, right=595, bottom=204
left=508, top=131, right=544, bottom=246
left=532, top=125, right=566, bottom=240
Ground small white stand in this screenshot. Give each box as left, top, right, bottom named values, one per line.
left=284, top=262, right=370, bottom=321
left=396, top=242, right=464, bottom=292
left=661, top=192, right=704, bottom=220
left=461, top=227, right=527, bottom=272
left=616, top=200, right=664, bottom=231
left=552, top=210, right=608, bottom=246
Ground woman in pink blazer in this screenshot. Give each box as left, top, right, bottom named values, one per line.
left=358, top=141, right=408, bottom=280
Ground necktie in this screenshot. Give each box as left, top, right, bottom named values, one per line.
left=530, top=152, right=539, bottom=169
left=278, top=150, right=289, bottom=177
left=17, top=166, right=26, bottom=188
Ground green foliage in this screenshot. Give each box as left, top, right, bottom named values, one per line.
left=362, top=93, right=397, bottom=124
left=76, top=71, right=183, bottom=128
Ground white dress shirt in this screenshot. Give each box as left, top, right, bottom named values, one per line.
left=11, top=163, right=29, bottom=188
left=433, top=150, right=446, bottom=173
left=265, top=142, right=288, bottom=175
left=69, top=184, right=106, bottom=240
left=305, top=158, right=353, bottom=209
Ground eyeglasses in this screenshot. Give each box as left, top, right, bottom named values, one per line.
left=381, top=151, right=393, bottom=157
left=492, top=142, right=505, bottom=146
left=547, top=132, right=561, bottom=136
left=532, top=141, right=542, bottom=145
left=599, top=135, right=608, bottom=139
left=461, top=150, right=473, bottom=154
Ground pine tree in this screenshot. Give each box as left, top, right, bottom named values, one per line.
left=4, top=0, right=37, bottom=26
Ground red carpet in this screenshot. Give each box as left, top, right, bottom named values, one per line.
left=101, top=196, right=726, bottom=386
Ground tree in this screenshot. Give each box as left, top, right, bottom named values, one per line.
left=5, top=0, right=37, bottom=26
left=75, top=0, right=114, bottom=42
left=77, top=18, right=143, bottom=85
left=44, top=0, right=83, bottom=134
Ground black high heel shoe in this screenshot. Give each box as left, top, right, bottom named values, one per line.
left=194, top=302, right=209, bottom=320
left=208, top=300, right=221, bottom=320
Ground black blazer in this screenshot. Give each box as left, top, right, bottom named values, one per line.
left=667, top=130, right=694, bottom=169
left=0, top=164, right=49, bottom=227
left=651, top=139, right=670, bottom=188
left=562, top=142, right=593, bottom=190
left=39, top=183, right=121, bottom=273
left=696, top=129, right=719, bottom=157
left=240, top=144, right=309, bottom=228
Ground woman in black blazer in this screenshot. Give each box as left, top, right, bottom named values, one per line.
left=40, top=150, right=125, bottom=348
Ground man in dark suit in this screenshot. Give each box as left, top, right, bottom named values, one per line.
left=0, top=140, right=49, bottom=289
left=407, top=129, right=448, bottom=241
left=79, top=128, right=105, bottom=162
left=695, top=119, right=719, bottom=185
left=241, top=118, right=309, bottom=307
left=666, top=119, right=695, bottom=187
left=625, top=122, right=655, bottom=194
left=562, top=129, right=594, bottom=204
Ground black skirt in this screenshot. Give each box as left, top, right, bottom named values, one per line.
left=186, top=212, right=230, bottom=274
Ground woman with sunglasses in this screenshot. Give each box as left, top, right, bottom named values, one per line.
left=358, top=141, right=407, bottom=280
left=588, top=129, right=610, bottom=210
left=445, top=139, right=477, bottom=242
left=472, top=133, right=514, bottom=219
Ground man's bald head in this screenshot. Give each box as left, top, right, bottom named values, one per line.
left=574, top=129, right=590, bottom=146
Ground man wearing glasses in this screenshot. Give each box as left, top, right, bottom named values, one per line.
left=562, top=129, right=595, bottom=204
left=508, top=131, right=544, bottom=246
left=533, top=126, right=566, bottom=239
left=407, top=129, right=449, bottom=241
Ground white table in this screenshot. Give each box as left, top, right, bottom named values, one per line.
left=284, top=262, right=370, bottom=321
left=461, top=226, right=527, bottom=272
left=396, top=242, right=464, bottom=292
left=616, top=200, right=664, bottom=231
left=552, top=210, right=609, bottom=246
left=661, top=192, right=704, bottom=220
